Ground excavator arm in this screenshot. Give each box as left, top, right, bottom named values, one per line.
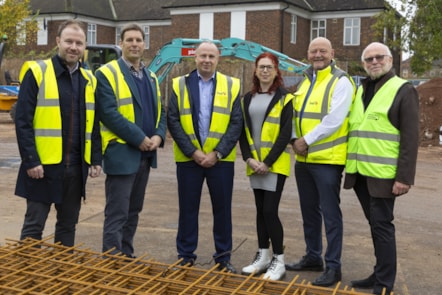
left=148, top=37, right=307, bottom=84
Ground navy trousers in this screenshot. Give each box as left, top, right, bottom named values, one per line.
left=176, top=160, right=234, bottom=263
left=295, top=162, right=344, bottom=271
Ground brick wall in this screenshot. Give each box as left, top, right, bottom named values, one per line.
left=245, top=10, right=281, bottom=52
left=214, top=12, right=231, bottom=40
left=170, top=14, right=199, bottom=39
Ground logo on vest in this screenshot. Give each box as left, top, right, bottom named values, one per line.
left=367, top=113, right=379, bottom=120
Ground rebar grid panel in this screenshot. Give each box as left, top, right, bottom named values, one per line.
left=0, top=238, right=387, bottom=295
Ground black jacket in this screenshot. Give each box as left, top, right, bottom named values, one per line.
left=343, top=69, right=419, bottom=198
left=239, top=87, right=293, bottom=168
left=15, top=55, right=102, bottom=204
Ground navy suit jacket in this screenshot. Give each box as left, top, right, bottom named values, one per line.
left=96, top=58, right=166, bottom=175
left=167, top=70, right=243, bottom=159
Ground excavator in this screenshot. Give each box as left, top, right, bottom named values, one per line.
left=85, top=37, right=307, bottom=84
left=145, top=37, right=307, bottom=84
left=7, top=37, right=308, bottom=121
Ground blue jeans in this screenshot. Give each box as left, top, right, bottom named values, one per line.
left=295, top=162, right=344, bottom=270
left=102, top=157, right=151, bottom=256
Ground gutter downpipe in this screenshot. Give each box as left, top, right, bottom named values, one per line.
left=109, top=0, right=118, bottom=19
left=281, top=3, right=289, bottom=53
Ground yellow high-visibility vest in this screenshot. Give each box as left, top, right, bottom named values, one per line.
left=346, top=76, right=407, bottom=178
left=293, top=65, right=355, bottom=164
left=19, top=59, right=96, bottom=164
left=242, top=93, right=293, bottom=176
left=97, top=60, right=162, bottom=153
left=171, top=72, right=240, bottom=162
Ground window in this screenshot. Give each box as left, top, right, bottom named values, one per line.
left=115, top=27, right=121, bottom=44
left=37, top=19, right=48, bottom=45
left=87, top=24, right=97, bottom=45
left=143, top=26, right=150, bottom=49
left=16, top=22, right=26, bottom=46
left=290, top=15, right=297, bottom=44
left=311, top=19, right=326, bottom=39
left=344, top=18, right=360, bottom=45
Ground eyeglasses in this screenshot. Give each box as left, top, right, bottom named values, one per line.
left=257, top=65, right=274, bottom=71
left=363, top=55, right=389, bottom=64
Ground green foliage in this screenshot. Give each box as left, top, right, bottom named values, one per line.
left=373, top=0, right=442, bottom=75
left=372, top=6, right=406, bottom=52
left=347, top=61, right=366, bottom=76
left=408, top=0, right=442, bottom=74
left=0, top=0, right=38, bottom=55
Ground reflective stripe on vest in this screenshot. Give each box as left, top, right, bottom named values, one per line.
left=172, top=72, right=240, bottom=162
left=97, top=60, right=162, bottom=153
left=294, top=64, right=355, bottom=164
left=20, top=59, right=96, bottom=164
left=345, top=76, right=407, bottom=179
left=243, top=93, right=293, bottom=176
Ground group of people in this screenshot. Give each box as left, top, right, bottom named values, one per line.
left=14, top=19, right=419, bottom=295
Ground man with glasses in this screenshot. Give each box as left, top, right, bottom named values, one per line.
left=286, top=37, right=355, bottom=287
left=344, top=42, right=419, bottom=295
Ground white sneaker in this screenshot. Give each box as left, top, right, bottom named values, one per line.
left=263, top=254, right=286, bottom=281
left=241, top=248, right=271, bottom=275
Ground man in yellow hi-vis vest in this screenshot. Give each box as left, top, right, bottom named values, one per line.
left=344, top=42, right=419, bottom=295
left=96, top=24, right=166, bottom=258
left=286, top=37, right=355, bottom=287
left=15, top=20, right=102, bottom=247
left=167, top=41, right=242, bottom=273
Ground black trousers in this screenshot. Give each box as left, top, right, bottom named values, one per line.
left=21, top=165, right=82, bottom=247
left=253, top=174, right=286, bottom=254
left=354, top=174, right=396, bottom=295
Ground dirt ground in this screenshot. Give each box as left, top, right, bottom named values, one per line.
left=1, top=111, right=441, bottom=295
left=417, top=77, right=442, bottom=147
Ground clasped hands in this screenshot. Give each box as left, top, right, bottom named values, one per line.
left=247, top=158, right=269, bottom=175
left=139, top=135, right=162, bottom=152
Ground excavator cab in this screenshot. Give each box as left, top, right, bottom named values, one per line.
left=83, top=44, right=122, bottom=72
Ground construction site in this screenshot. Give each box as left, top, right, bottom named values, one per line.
left=0, top=101, right=441, bottom=294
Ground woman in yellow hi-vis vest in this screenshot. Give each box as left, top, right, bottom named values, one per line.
left=15, top=20, right=102, bottom=247
left=239, top=53, right=293, bottom=281
left=167, top=41, right=242, bottom=273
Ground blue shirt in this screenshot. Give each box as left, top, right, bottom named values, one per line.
left=197, top=72, right=215, bottom=145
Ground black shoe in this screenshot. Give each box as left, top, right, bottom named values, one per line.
left=351, top=273, right=375, bottom=289
left=312, top=268, right=341, bottom=287
left=285, top=255, right=324, bottom=271
left=217, top=261, right=237, bottom=273
left=179, top=258, right=195, bottom=267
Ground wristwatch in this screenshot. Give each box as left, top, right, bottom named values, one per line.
left=216, top=151, right=223, bottom=160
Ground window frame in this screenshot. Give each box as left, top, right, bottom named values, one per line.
left=311, top=19, right=326, bottom=39
left=290, top=14, right=297, bottom=44
left=343, top=17, right=360, bottom=46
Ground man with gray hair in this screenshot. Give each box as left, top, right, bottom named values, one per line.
left=344, top=42, right=419, bottom=295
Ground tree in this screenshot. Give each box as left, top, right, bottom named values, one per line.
left=372, top=0, right=442, bottom=75
left=0, top=0, right=38, bottom=55
left=408, top=0, right=442, bottom=74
